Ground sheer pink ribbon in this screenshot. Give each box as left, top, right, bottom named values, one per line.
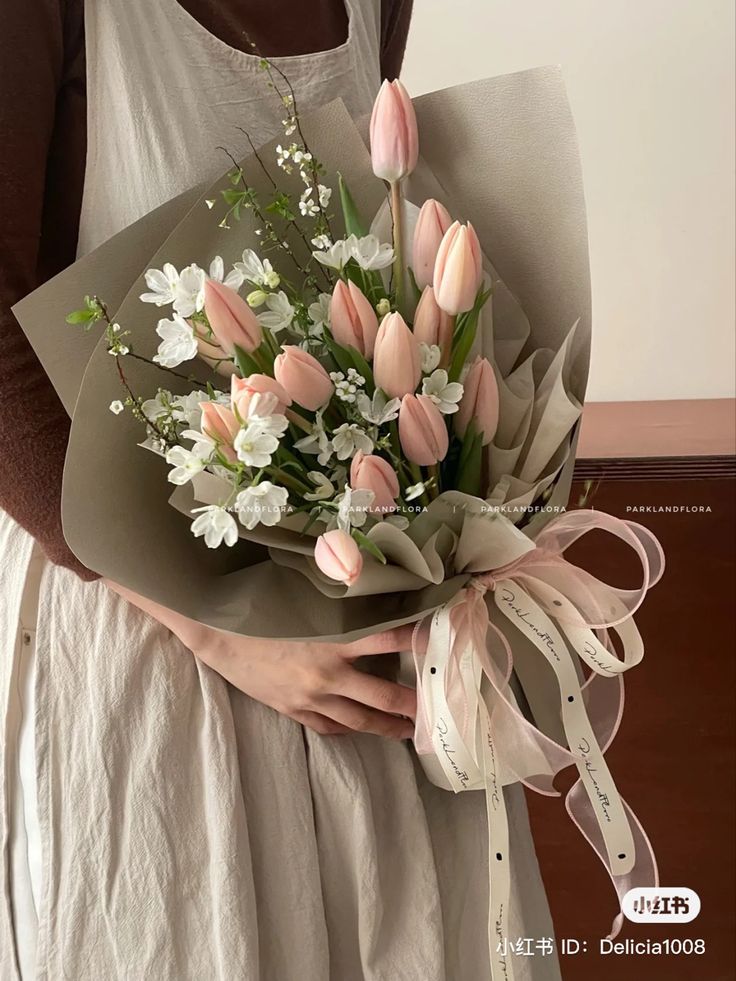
left=410, top=508, right=665, bottom=970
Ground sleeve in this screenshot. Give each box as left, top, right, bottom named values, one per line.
left=0, top=0, right=96, bottom=579
left=380, top=0, right=414, bottom=81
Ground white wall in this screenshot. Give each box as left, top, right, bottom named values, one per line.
left=402, top=0, right=735, bottom=402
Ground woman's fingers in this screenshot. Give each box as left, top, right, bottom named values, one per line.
left=340, top=624, right=416, bottom=659
left=318, top=695, right=415, bottom=740
left=337, top=670, right=417, bottom=721
left=289, top=710, right=352, bottom=736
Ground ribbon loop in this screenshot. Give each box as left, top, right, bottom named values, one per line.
left=409, top=509, right=663, bottom=980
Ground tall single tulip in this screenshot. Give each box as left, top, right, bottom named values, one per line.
left=231, top=373, right=292, bottom=418
left=350, top=451, right=400, bottom=514
left=373, top=312, right=421, bottom=399
left=412, top=199, right=452, bottom=289
left=399, top=394, right=449, bottom=466
left=330, top=281, right=380, bottom=358
left=369, top=79, right=419, bottom=183
left=273, top=346, right=334, bottom=411
left=413, top=286, right=454, bottom=360
left=455, top=357, right=499, bottom=445
left=204, top=279, right=262, bottom=355
left=433, top=221, right=483, bottom=316
left=200, top=401, right=239, bottom=461
left=314, top=529, right=363, bottom=586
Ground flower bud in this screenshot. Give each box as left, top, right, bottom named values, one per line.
left=412, top=199, right=452, bottom=288
left=204, top=279, right=262, bottom=355
left=314, top=529, right=363, bottom=586
left=413, top=286, right=454, bottom=359
left=273, top=345, right=334, bottom=411
left=330, top=280, right=380, bottom=358
left=231, top=373, right=292, bottom=418
left=398, top=394, right=449, bottom=466
left=200, top=401, right=239, bottom=461
left=433, top=221, right=483, bottom=316
left=373, top=312, right=421, bottom=399
left=369, top=79, right=419, bottom=183
left=455, top=357, right=499, bottom=445
left=350, top=451, right=400, bottom=514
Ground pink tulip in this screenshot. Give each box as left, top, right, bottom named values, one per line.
left=373, top=312, right=421, bottom=399
left=330, top=280, right=380, bottom=358
left=399, top=394, right=449, bottom=466
left=273, top=345, right=334, bottom=411
left=433, top=221, right=484, bottom=316
left=314, top=529, right=363, bottom=586
left=200, top=401, right=239, bottom=461
left=412, top=199, right=452, bottom=288
left=350, top=451, right=400, bottom=514
left=413, top=286, right=454, bottom=358
left=369, top=79, right=419, bottom=183
left=204, top=279, right=262, bottom=355
left=231, top=373, right=292, bottom=418
left=455, top=357, right=499, bottom=446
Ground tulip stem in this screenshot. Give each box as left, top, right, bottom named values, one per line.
left=426, top=464, right=440, bottom=498
left=285, top=408, right=313, bottom=433
left=267, top=465, right=311, bottom=496
left=390, top=181, right=405, bottom=317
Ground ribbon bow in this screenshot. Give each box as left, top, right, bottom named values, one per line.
left=410, top=508, right=665, bottom=981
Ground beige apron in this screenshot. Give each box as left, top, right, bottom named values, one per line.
left=1, top=2, right=561, bottom=977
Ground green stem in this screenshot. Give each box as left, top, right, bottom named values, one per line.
left=390, top=180, right=405, bottom=317
left=267, top=465, right=311, bottom=495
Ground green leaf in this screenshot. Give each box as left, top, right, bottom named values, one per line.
left=407, top=266, right=422, bottom=306
left=338, top=173, right=369, bottom=238
left=345, top=346, right=375, bottom=393
left=322, top=330, right=353, bottom=374
left=456, top=428, right=483, bottom=496
left=65, top=309, right=96, bottom=325
left=352, top=529, right=387, bottom=564
left=233, top=345, right=261, bottom=378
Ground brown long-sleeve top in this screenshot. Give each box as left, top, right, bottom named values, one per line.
left=0, top=0, right=412, bottom=579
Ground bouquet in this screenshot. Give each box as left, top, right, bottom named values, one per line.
left=15, top=66, right=664, bottom=980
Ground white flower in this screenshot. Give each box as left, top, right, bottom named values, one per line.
left=165, top=444, right=211, bottom=485
left=257, top=291, right=294, bottom=333
left=304, top=471, right=335, bottom=501
left=140, top=263, right=180, bottom=307
left=172, top=264, right=206, bottom=318
left=318, top=184, right=332, bottom=208
left=356, top=389, right=401, bottom=426
left=235, top=249, right=279, bottom=288
left=153, top=316, right=198, bottom=368
left=420, top=343, right=442, bottom=374
left=294, top=412, right=333, bottom=466
left=422, top=369, right=464, bottom=415
left=190, top=506, right=238, bottom=548
left=350, top=235, right=394, bottom=271
left=336, top=485, right=375, bottom=531
left=235, top=482, right=289, bottom=530
left=171, top=390, right=210, bottom=429
left=311, top=234, right=332, bottom=250
left=233, top=421, right=280, bottom=468
left=247, top=289, right=268, bottom=308
left=405, top=482, right=426, bottom=502
left=330, top=369, right=365, bottom=404
left=208, top=255, right=245, bottom=291
left=312, top=238, right=353, bottom=271
left=307, top=293, right=331, bottom=334
left=299, top=189, right=319, bottom=218
left=109, top=400, right=124, bottom=415
left=332, top=423, right=374, bottom=461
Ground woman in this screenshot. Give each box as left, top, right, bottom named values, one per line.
left=0, top=2, right=560, bottom=978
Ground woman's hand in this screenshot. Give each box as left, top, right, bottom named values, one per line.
left=104, top=580, right=416, bottom=740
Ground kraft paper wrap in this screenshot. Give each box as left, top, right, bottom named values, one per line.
left=13, top=67, right=591, bottom=643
